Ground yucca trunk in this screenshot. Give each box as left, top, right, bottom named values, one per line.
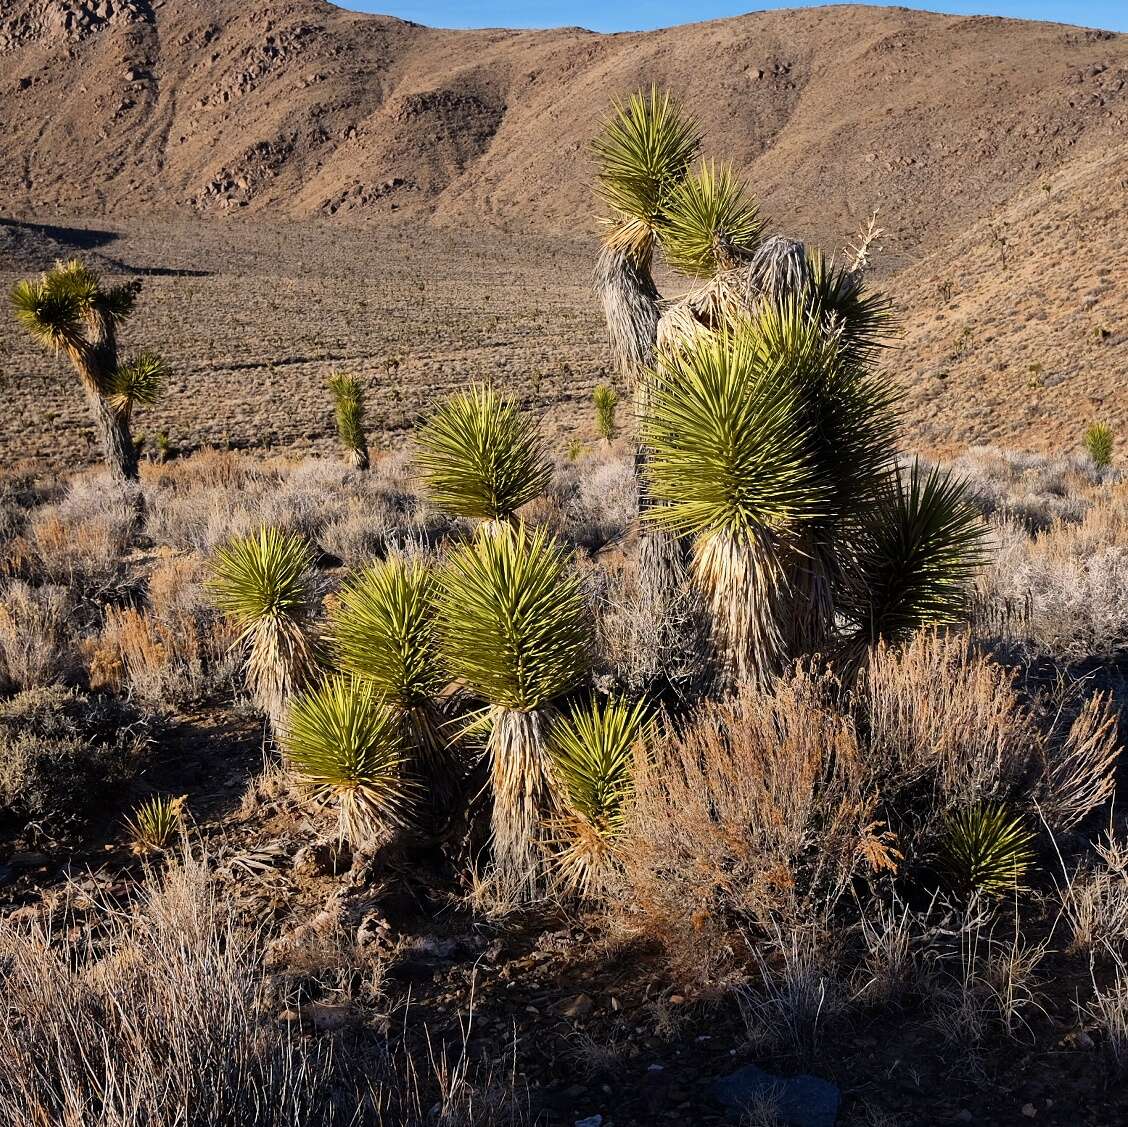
left=248, top=617, right=318, bottom=734
left=488, top=707, right=558, bottom=898
left=83, top=382, right=139, bottom=483
left=784, top=528, right=839, bottom=657
left=346, top=442, right=370, bottom=472
left=693, top=529, right=789, bottom=685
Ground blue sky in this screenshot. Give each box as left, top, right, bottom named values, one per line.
left=332, top=1, right=1127, bottom=33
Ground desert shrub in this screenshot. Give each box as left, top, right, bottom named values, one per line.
left=26, top=474, right=138, bottom=601
left=0, top=580, right=72, bottom=690
left=1062, top=834, right=1128, bottom=956
left=90, top=557, right=239, bottom=708
left=0, top=853, right=360, bottom=1126
left=974, top=487, right=1128, bottom=660
left=0, top=685, right=146, bottom=836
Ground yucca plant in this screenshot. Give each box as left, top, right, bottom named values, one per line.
left=1084, top=422, right=1114, bottom=470
left=328, top=557, right=454, bottom=797
left=435, top=523, right=591, bottom=897
left=416, top=384, right=552, bottom=529
left=661, top=160, right=765, bottom=277
left=642, top=313, right=820, bottom=681
left=208, top=526, right=321, bottom=729
left=327, top=372, right=370, bottom=470
left=593, top=383, right=618, bottom=445
left=10, top=259, right=163, bottom=482
left=935, top=802, right=1034, bottom=898
left=838, top=461, right=989, bottom=660
left=125, top=794, right=186, bottom=854
left=546, top=695, right=651, bottom=899
left=283, top=675, right=414, bottom=845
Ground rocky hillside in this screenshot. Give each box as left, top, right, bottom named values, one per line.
left=1, top=1, right=1126, bottom=261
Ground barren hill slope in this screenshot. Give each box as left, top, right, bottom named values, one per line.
left=1, top=1, right=1126, bottom=261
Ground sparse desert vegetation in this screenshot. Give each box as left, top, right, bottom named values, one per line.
left=1, top=41, right=1127, bottom=1127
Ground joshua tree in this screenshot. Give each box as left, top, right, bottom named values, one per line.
left=284, top=675, right=414, bottom=845
left=327, top=372, right=370, bottom=470
left=208, top=526, right=322, bottom=729
left=546, top=694, right=651, bottom=899
left=11, top=259, right=165, bottom=483
left=592, top=383, right=618, bottom=445
left=434, top=523, right=590, bottom=898
left=328, top=557, right=456, bottom=805
left=416, top=383, right=551, bottom=530
left=643, top=303, right=987, bottom=684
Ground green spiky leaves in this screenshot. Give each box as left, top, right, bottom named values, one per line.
left=329, top=558, right=442, bottom=710
left=593, top=383, right=618, bottom=443
left=839, top=461, right=989, bottom=647
left=108, top=352, right=167, bottom=413
left=208, top=526, right=321, bottom=723
left=1084, top=422, right=1114, bottom=470
left=593, top=86, right=702, bottom=260
left=435, top=524, right=590, bottom=712
left=416, top=384, right=551, bottom=523
left=936, top=802, right=1034, bottom=898
left=328, top=372, right=369, bottom=470
left=642, top=313, right=820, bottom=541
left=284, top=676, right=414, bottom=843
left=10, top=259, right=136, bottom=359
left=662, top=160, right=765, bottom=277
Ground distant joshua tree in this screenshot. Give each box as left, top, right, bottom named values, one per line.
left=11, top=259, right=165, bottom=483
left=327, top=372, right=370, bottom=470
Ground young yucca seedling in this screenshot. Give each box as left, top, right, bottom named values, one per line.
left=935, top=802, right=1035, bottom=899
left=125, top=794, right=186, bottom=854
left=208, top=526, right=321, bottom=729
left=10, top=259, right=163, bottom=483
left=1084, top=422, right=1114, bottom=471
left=283, top=676, right=414, bottom=845
left=546, top=695, right=651, bottom=899
left=328, top=558, right=455, bottom=800
left=416, top=384, right=552, bottom=529
left=435, top=523, right=591, bottom=899
left=661, top=159, right=765, bottom=277
left=592, top=383, right=618, bottom=445
left=327, top=372, right=370, bottom=470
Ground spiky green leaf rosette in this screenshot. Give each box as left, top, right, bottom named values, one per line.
left=435, top=523, right=591, bottom=894
left=592, top=86, right=702, bottom=260
left=838, top=461, right=988, bottom=654
left=108, top=352, right=168, bottom=414
left=208, top=526, right=320, bottom=726
left=284, top=676, right=414, bottom=844
left=935, top=801, right=1034, bottom=898
left=661, top=160, right=765, bottom=278
left=641, top=311, right=821, bottom=680
left=327, top=372, right=369, bottom=469
left=416, top=384, right=551, bottom=525
left=547, top=695, right=652, bottom=898
left=328, top=557, right=449, bottom=764
left=593, top=383, right=618, bottom=443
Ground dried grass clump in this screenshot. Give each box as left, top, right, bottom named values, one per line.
left=0, top=853, right=357, bottom=1126
left=0, top=580, right=72, bottom=690
left=90, top=557, right=239, bottom=707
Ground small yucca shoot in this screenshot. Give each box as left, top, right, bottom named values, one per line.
left=416, top=384, right=552, bottom=528
left=209, top=526, right=321, bottom=729
left=328, top=372, right=370, bottom=470
left=435, top=523, right=590, bottom=898
left=547, top=695, right=651, bottom=899
left=935, top=802, right=1034, bottom=898
left=592, top=383, right=618, bottom=445
left=283, top=676, right=414, bottom=845
left=1084, top=422, right=1114, bottom=471
left=661, top=159, right=765, bottom=277
left=328, top=558, right=453, bottom=792
left=125, top=794, right=186, bottom=854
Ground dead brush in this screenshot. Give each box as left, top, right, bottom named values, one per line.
left=0, top=579, right=71, bottom=690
